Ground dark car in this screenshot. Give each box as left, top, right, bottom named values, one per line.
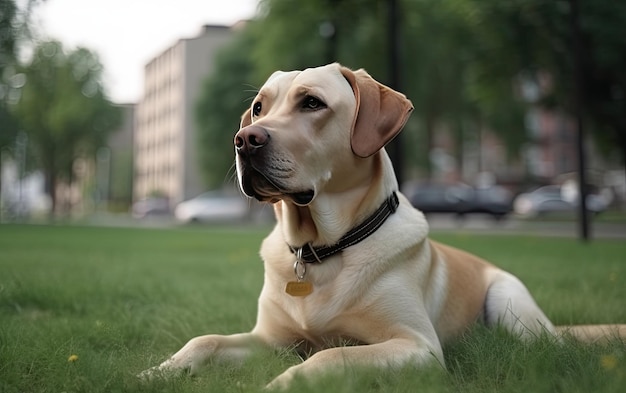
left=407, top=182, right=512, bottom=219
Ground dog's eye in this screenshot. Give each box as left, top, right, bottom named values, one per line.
left=301, top=96, right=326, bottom=111
left=253, top=102, right=262, bottom=117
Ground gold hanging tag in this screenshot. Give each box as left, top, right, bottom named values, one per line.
left=285, top=281, right=313, bottom=296
left=285, top=250, right=313, bottom=297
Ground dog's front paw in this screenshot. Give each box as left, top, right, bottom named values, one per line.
left=137, top=357, right=188, bottom=382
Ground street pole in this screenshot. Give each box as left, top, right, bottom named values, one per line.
left=570, top=0, right=590, bottom=241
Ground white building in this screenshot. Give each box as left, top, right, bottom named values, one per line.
left=134, top=25, right=234, bottom=206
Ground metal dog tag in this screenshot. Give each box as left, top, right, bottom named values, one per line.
left=286, top=253, right=312, bottom=296
left=285, top=281, right=313, bottom=297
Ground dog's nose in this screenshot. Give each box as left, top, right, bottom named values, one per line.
left=235, top=126, right=270, bottom=154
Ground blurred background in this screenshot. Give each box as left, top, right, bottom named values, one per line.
left=1, top=0, right=625, bottom=237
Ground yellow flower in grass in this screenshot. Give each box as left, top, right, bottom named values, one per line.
left=68, top=354, right=79, bottom=363
left=600, top=354, right=617, bottom=371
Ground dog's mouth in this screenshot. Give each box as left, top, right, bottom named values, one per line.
left=239, top=166, right=315, bottom=206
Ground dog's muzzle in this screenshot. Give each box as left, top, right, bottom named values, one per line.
left=234, top=126, right=315, bottom=205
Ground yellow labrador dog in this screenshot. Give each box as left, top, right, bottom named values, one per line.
left=144, top=63, right=625, bottom=389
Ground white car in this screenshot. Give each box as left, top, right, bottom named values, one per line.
left=513, top=185, right=608, bottom=217
left=174, top=191, right=249, bottom=223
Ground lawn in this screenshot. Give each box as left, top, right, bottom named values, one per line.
left=0, top=224, right=625, bottom=393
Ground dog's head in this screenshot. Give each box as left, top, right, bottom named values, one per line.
left=234, top=63, right=413, bottom=206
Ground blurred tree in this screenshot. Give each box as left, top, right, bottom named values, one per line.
left=13, top=41, right=121, bottom=215
left=196, top=0, right=626, bottom=185
left=566, top=1, right=626, bottom=179
left=452, top=0, right=534, bottom=152
left=1, top=0, right=20, bottom=203
left=195, top=28, right=258, bottom=189
left=1, top=0, right=42, bottom=216
left=1, top=0, right=20, bottom=143
left=400, top=1, right=482, bottom=175
left=459, top=0, right=626, bottom=173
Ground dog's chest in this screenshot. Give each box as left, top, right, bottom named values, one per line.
left=264, top=253, right=403, bottom=350
left=258, top=211, right=429, bottom=344
left=262, top=248, right=361, bottom=332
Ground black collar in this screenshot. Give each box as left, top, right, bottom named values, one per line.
left=289, top=192, right=399, bottom=264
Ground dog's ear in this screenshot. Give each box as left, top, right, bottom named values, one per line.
left=341, top=67, right=414, bottom=158
left=240, top=107, right=252, bottom=128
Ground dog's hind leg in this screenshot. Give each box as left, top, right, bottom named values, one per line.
left=483, top=271, right=557, bottom=340
left=483, top=270, right=626, bottom=344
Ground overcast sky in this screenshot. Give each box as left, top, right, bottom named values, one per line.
left=28, top=0, right=259, bottom=103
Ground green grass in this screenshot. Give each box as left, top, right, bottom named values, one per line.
left=0, top=224, right=625, bottom=392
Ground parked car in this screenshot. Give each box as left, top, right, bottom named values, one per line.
left=513, top=185, right=608, bottom=217
left=131, top=197, right=170, bottom=218
left=174, top=191, right=249, bottom=223
left=406, top=182, right=512, bottom=219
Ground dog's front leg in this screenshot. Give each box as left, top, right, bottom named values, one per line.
left=266, top=337, right=444, bottom=390
left=140, top=332, right=266, bottom=378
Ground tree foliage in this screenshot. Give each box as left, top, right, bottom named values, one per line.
left=455, top=0, right=626, bottom=178
left=13, top=41, right=120, bottom=212
left=1, top=0, right=40, bottom=149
